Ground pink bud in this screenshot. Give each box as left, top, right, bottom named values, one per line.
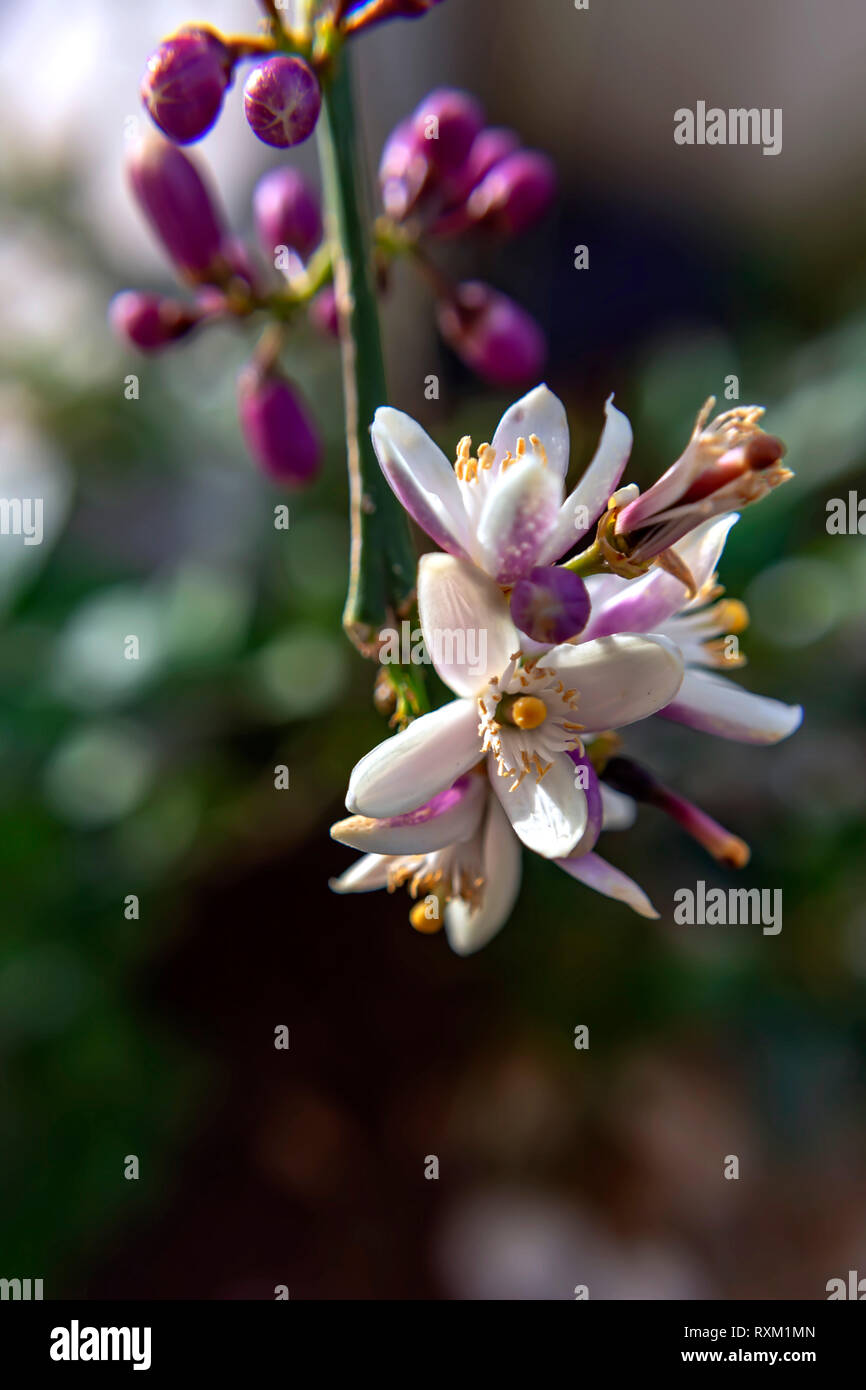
left=253, top=167, right=322, bottom=263
left=243, top=56, right=321, bottom=149
left=510, top=567, right=590, bottom=645
left=437, top=282, right=546, bottom=387
left=308, top=285, right=340, bottom=339
left=127, top=137, right=223, bottom=280
left=466, top=150, right=556, bottom=235
left=410, top=88, right=484, bottom=176
left=448, top=126, right=520, bottom=201
left=141, top=25, right=234, bottom=145
left=109, top=290, right=201, bottom=351
left=238, top=364, right=322, bottom=485
left=378, top=119, right=431, bottom=219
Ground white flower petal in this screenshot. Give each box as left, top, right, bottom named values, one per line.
left=371, top=407, right=471, bottom=557
left=600, top=782, right=637, bottom=830
left=556, top=851, right=659, bottom=918
left=331, top=773, right=486, bottom=855
left=346, top=697, right=481, bottom=818
left=491, top=384, right=570, bottom=478
left=537, top=394, right=633, bottom=562
left=445, top=796, right=522, bottom=955
left=329, top=853, right=392, bottom=893
left=418, top=552, right=520, bottom=695
left=476, top=454, right=563, bottom=583
left=489, top=750, right=588, bottom=859
left=547, top=633, right=684, bottom=731
left=660, top=669, right=804, bottom=744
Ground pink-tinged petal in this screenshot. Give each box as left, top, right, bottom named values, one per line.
left=600, top=782, right=637, bottom=830
left=445, top=796, right=522, bottom=955
left=489, top=750, right=588, bottom=859
left=491, top=384, right=570, bottom=478
left=537, top=395, right=632, bottom=563
left=567, top=751, right=603, bottom=856
left=477, top=454, right=563, bottom=583
left=547, top=633, right=684, bottom=732
left=581, top=513, right=740, bottom=640
left=329, top=853, right=392, bottom=893
left=371, top=407, right=471, bottom=558
left=418, top=552, right=519, bottom=694
left=556, top=851, right=659, bottom=918
left=331, top=772, right=486, bottom=855
left=346, top=697, right=480, bottom=818
left=659, top=669, right=803, bottom=744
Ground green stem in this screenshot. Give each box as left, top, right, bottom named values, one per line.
left=562, top=539, right=609, bottom=578
left=316, top=48, right=418, bottom=657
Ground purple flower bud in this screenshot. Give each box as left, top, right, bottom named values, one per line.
left=450, top=126, right=520, bottom=200
left=437, top=282, right=546, bottom=387
left=109, top=290, right=202, bottom=351
left=410, top=88, right=484, bottom=176
left=238, top=364, right=322, bottom=486
left=308, top=285, right=340, bottom=339
left=378, top=119, right=431, bottom=219
left=253, top=167, right=322, bottom=263
left=140, top=25, right=234, bottom=145
left=466, top=150, right=556, bottom=235
left=127, top=137, right=223, bottom=280
left=431, top=128, right=522, bottom=234
left=243, top=56, right=321, bottom=149
left=510, top=567, right=590, bottom=645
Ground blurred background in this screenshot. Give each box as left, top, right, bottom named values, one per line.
left=1, top=0, right=865, bottom=1300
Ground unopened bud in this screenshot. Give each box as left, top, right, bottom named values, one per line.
left=466, top=150, right=556, bottom=235
left=109, top=290, right=201, bottom=351
left=127, top=137, right=223, bottom=280
left=253, top=167, right=322, bottom=262
left=140, top=25, right=234, bottom=145
left=243, top=56, right=321, bottom=149
left=410, top=88, right=484, bottom=176
left=510, top=566, right=590, bottom=645
left=237, top=364, right=322, bottom=486
left=437, top=281, right=546, bottom=387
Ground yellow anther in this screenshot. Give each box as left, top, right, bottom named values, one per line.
left=511, top=695, right=548, bottom=730
left=715, top=599, right=750, bottom=634
left=516, top=436, right=527, bottom=456
left=529, top=434, right=547, bottom=465
left=409, top=899, right=444, bottom=933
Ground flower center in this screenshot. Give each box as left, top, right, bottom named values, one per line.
left=498, top=693, right=548, bottom=729
left=479, top=654, right=584, bottom=791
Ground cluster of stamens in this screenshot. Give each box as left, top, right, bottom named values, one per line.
left=386, top=848, right=485, bottom=933
left=453, top=433, right=548, bottom=483
left=478, top=653, right=584, bottom=792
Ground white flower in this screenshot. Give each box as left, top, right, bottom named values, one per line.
left=580, top=513, right=803, bottom=744
left=344, top=552, right=684, bottom=860
left=370, top=384, right=632, bottom=584
left=331, top=771, right=657, bottom=957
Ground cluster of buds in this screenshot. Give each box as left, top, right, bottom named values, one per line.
left=112, top=137, right=330, bottom=485
left=139, top=4, right=446, bottom=151
left=377, top=89, right=556, bottom=386
left=114, top=61, right=554, bottom=486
